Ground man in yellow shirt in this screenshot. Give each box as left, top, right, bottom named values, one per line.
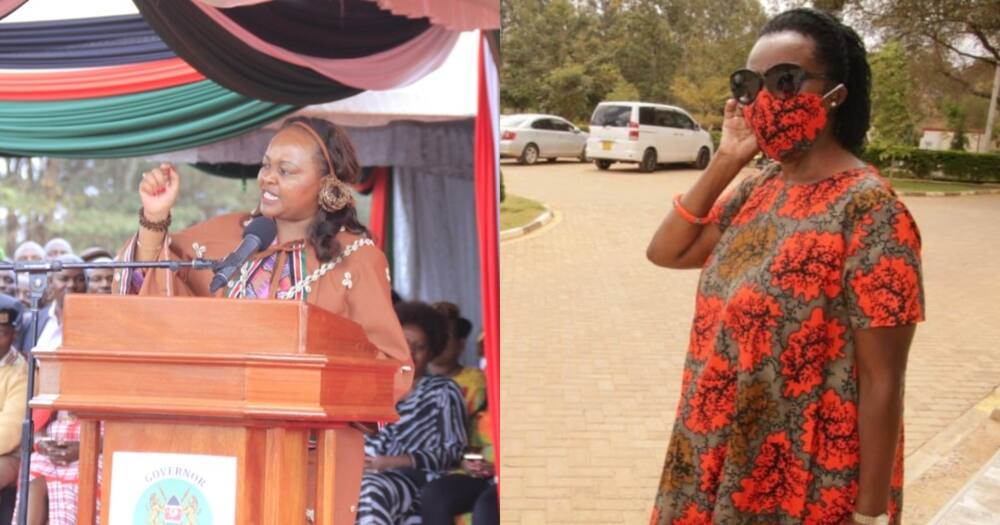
left=0, top=294, right=28, bottom=490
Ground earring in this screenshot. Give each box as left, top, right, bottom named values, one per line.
left=319, top=177, right=355, bottom=212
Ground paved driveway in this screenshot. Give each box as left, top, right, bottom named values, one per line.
left=499, top=160, right=1000, bottom=524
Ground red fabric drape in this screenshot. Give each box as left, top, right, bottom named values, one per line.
left=368, top=167, right=390, bottom=250
left=474, top=31, right=500, bottom=482
left=0, top=58, right=204, bottom=100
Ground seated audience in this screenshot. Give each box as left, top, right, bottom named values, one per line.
left=0, top=295, right=27, bottom=488
left=14, top=274, right=33, bottom=310
left=17, top=255, right=86, bottom=354
left=420, top=306, right=497, bottom=525
left=77, top=248, right=112, bottom=263
left=0, top=267, right=14, bottom=298
left=429, top=303, right=486, bottom=426
left=43, top=239, right=73, bottom=260
left=357, top=301, right=467, bottom=525
left=13, top=255, right=86, bottom=525
left=12, top=243, right=44, bottom=263
left=421, top=407, right=497, bottom=525
left=0, top=295, right=27, bottom=522
left=84, top=259, right=114, bottom=295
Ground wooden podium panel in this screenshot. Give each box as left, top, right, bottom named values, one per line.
left=31, top=295, right=399, bottom=525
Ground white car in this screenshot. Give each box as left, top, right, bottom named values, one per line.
left=500, top=114, right=589, bottom=165
left=585, top=102, right=713, bottom=172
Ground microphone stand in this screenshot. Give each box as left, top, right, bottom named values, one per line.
left=1, top=258, right=217, bottom=525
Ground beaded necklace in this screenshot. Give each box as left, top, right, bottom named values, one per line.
left=228, top=237, right=374, bottom=300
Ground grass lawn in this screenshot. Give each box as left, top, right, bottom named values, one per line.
left=500, top=194, right=546, bottom=231
left=889, top=178, right=997, bottom=193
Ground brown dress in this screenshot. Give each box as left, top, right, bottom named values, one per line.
left=115, top=212, right=411, bottom=397
left=651, top=165, right=924, bottom=525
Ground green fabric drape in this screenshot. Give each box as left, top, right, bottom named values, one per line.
left=0, top=80, right=297, bottom=158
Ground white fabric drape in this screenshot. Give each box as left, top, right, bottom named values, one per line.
left=392, top=167, right=481, bottom=367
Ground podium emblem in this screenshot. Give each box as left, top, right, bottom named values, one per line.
left=136, top=479, right=210, bottom=525
left=109, top=452, right=237, bottom=525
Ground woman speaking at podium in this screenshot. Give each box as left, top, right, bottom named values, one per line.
left=118, top=116, right=412, bottom=521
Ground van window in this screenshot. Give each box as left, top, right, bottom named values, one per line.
left=639, top=107, right=656, bottom=126
left=676, top=113, right=697, bottom=130
left=591, top=105, right=631, bottom=127
left=531, top=119, right=553, bottom=130
left=654, top=109, right=675, bottom=128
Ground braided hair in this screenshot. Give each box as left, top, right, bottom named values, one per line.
left=761, top=8, right=871, bottom=154
left=396, top=301, right=449, bottom=361
left=279, top=116, right=368, bottom=262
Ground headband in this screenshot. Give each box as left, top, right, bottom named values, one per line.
left=289, top=121, right=335, bottom=178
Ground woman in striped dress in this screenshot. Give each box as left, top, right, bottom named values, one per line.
left=358, top=301, right=468, bottom=525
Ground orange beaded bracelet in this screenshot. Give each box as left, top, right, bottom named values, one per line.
left=672, top=194, right=711, bottom=226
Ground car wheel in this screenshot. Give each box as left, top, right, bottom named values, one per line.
left=519, top=143, right=539, bottom=165
left=578, top=147, right=588, bottom=162
left=694, top=147, right=710, bottom=170
left=594, top=159, right=612, bottom=170
left=639, top=148, right=657, bottom=173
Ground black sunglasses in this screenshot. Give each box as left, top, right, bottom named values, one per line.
left=729, top=63, right=828, bottom=104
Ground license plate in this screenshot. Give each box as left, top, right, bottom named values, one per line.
left=602, top=141, right=613, bottom=150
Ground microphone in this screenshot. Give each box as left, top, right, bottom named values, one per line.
left=209, top=217, right=278, bottom=294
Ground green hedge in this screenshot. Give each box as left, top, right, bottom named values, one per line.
left=861, top=146, right=1000, bottom=183
left=710, top=130, right=722, bottom=152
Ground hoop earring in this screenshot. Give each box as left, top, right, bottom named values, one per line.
left=319, top=176, right=355, bottom=212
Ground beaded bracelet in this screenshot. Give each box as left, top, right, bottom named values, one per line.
left=672, top=194, right=711, bottom=226
left=139, top=207, right=172, bottom=232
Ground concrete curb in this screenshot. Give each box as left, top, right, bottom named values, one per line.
left=500, top=207, right=554, bottom=242
left=898, top=188, right=1000, bottom=197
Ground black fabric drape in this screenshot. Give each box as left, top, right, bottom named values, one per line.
left=133, top=0, right=362, bottom=105
left=0, top=14, right=175, bottom=68
left=222, top=0, right=430, bottom=59
left=192, top=162, right=262, bottom=180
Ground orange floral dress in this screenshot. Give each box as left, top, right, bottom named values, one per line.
left=651, top=164, right=924, bottom=525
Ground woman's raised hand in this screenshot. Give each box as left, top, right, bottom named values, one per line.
left=139, top=162, right=181, bottom=221
left=717, top=98, right=760, bottom=167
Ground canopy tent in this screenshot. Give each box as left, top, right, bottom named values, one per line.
left=0, top=0, right=500, bottom=480
left=148, top=30, right=484, bottom=365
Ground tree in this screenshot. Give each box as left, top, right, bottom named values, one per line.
left=848, top=0, right=999, bottom=100
left=0, top=157, right=258, bottom=256
left=670, top=0, right=765, bottom=128
left=500, top=0, right=766, bottom=123
left=542, top=65, right=591, bottom=122
left=613, top=0, right=684, bottom=103
left=945, top=101, right=969, bottom=150
left=869, top=40, right=918, bottom=146
left=606, top=77, right=641, bottom=102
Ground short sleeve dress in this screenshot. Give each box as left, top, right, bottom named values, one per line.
left=650, top=164, right=925, bottom=525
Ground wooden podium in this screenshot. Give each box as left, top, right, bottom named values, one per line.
left=31, top=294, right=400, bottom=524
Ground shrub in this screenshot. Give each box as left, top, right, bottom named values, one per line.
left=860, top=146, right=1000, bottom=183
left=499, top=170, right=506, bottom=203
left=710, top=130, right=722, bottom=152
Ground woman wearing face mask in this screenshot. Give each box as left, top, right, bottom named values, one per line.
left=646, top=8, right=923, bottom=525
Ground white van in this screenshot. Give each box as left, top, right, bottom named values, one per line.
left=586, top=102, right=714, bottom=172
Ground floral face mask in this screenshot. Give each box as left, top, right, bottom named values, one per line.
left=742, top=86, right=842, bottom=161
